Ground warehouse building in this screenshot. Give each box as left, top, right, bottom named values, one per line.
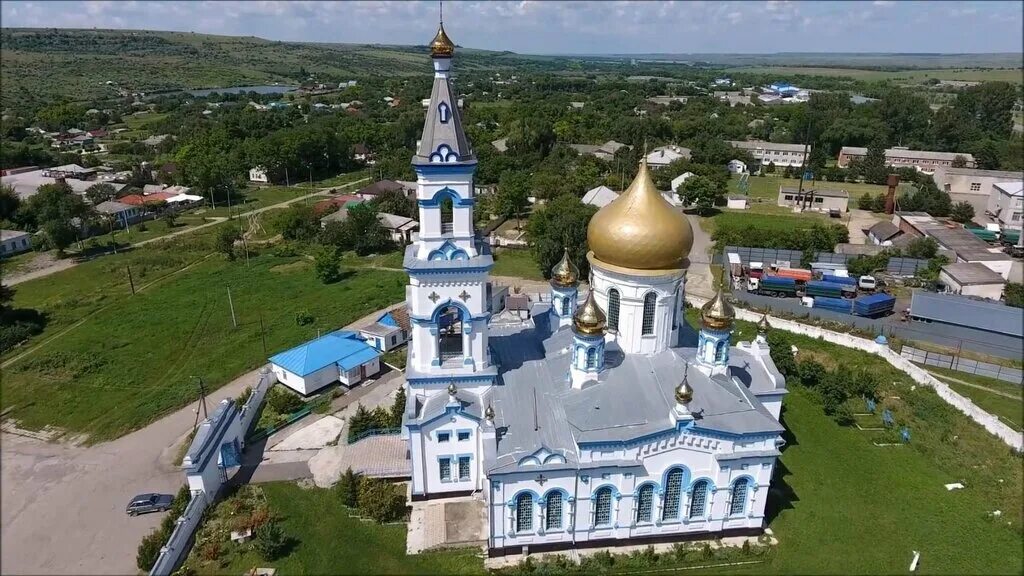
left=938, top=263, right=1006, bottom=301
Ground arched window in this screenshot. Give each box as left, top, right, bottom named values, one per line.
left=607, top=288, right=621, bottom=331
left=561, top=297, right=570, bottom=316
left=515, top=493, right=533, bottom=532
left=438, top=102, right=451, bottom=123
left=729, top=479, right=749, bottom=516
left=642, top=292, right=657, bottom=335
left=437, top=304, right=465, bottom=364
left=545, top=492, right=563, bottom=530
left=635, top=485, right=654, bottom=523
left=715, top=341, right=726, bottom=362
left=672, top=288, right=679, bottom=327
left=689, top=480, right=709, bottom=519
left=662, top=469, right=683, bottom=520
left=586, top=347, right=598, bottom=369
left=440, top=196, right=454, bottom=234
left=594, top=487, right=613, bottom=526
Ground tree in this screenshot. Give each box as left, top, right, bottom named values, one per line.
left=84, top=183, right=117, bottom=205
left=495, top=171, right=531, bottom=229
left=253, top=522, right=289, bottom=561
left=765, top=161, right=776, bottom=174
left=862, top=139, right=889, bottom=185
left=857, top=193, right=873, bottom=210
left=347, top=403, right=373, bottom=442
left=369, top=189, right=415, bottom=218
left=342, top=204, right=391, bottom=256
left=161, top=211, right=178, bottom=229
left=216, top=226, right=241, bottom=260
left=0, top=184, right=20, bottom=222
left=949, top=201, right=975, bottom=224
left=356, top=477, right=407, bottom=523
left=314, top=246, right=343, bottom=284
left=1005, top=283, right=1024, bottom=308
left=335, top=467, right=361, bottom=508
left=527, top=194, right=597, bottom=281
left=273, top=205, right=320, bottom=242
left=677, top=175, right=722, bottom=215
left=971, top=139, right=1001, bottom=170
left=903, top=237, right=938, bottom=260
left=951, top=155, right=968, bottom=168
left=900, top=179, right=952, bottom=217
left=389, top=385, right=406, bottom=428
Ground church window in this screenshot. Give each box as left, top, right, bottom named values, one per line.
left=715, top=341, right=726, bottom=362
left=586, top=347, right=598, bottom=369
left=642, top=292, right=657, bottom=335
left=546, top=492, right=563, bottom=530
left=689, top=480, right=709, bottom=519
left=635, top=485, right=654, bottom=523
left=662, top=469, right=683, bottom=520
left=438, top=102, right=451, bottom=123
left=440, top=196, right=454, bottom=234
left=439, top=458, right=451, bottom=482
left=607, top=289, right=621, bottom=331
left=594, top=487, right=613, bottom=526
left=437, top=432, right=450, bottom=443
left=561, top=297, right=570, bottom=316
left=516, top=493, right=533, bottom=532
left=458, top=456, right=471, bottom=480
left=457, top=431, right=470, bottom=441
left=729, top=478, right=749, bottom=516
left=437, top=304, right=464, bottom=363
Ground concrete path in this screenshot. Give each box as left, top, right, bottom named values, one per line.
left=928, top=371, right=1022, bottom=400
left=845, top=209, right=882, bottom=245
left=684, top=213, right=716, bottom=299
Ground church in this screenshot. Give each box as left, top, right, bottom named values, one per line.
left=401, top=20, right=788, bottom=557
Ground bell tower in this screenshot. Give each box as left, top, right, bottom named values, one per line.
left=404, top=17, right=495, bottom=396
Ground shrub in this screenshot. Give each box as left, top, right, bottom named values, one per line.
left=357, top=477, right=407, bottom=523
left=272, top=242, right=298, bottom=257
left=294, top=310, right=314, bottom=326
left=136, top=530, right=164, bottom=571
left=198, top=540, right=222, bottom=562
left=267, top=386, right=303, bottom=415
left=234, top=386, right=252, bottom=409
left=701, top=543, right=714, bottom=560
left=796, top=359, right=827, bottom=388
left=335, top=467, right=361, bottom=508
left=253, top=521, right=289, bottom=561
left=314, top=246, right=343, bottom=284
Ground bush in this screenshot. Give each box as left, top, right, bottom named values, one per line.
left=314, top=246, right=343, bottom=284
left=136, top=530, right=164, bottom=571
left=335, top=467, right=361, bottom=508
left=796, top=359, right=828, bottom=388
left=267, top=385, right=303, bottom=415
left=294, top=310, right=314, bottom=326
left=253, top=521, right=289, bottom=561
left=357, top=477, right=407, bottom=523
left=234, top=386, right=252, bottom=409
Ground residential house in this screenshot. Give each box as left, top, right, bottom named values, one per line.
left=938, top=262, right=1006, bottom=301
left=581, top=185, right=619, bottom=209
left=645, top=145, right=691, bottom=168
left=569, top=140, right=630, bottom=161
left=142, top=134, right=170, bottom=147
left=646, top=96, right=688, bottom=106
left=353, top=143, right=376, bottom=165
left=670, top=172, right=694, bottom=193
left=359, top=307, right=412, bottom=352
left=987, top=181, right=1023, bottom=228
left=0, top=230, right=31, bottom=257
left=728, top=140, right=807, bottom=168
left=269, top=330, right=382, bottom=395
left=726, top=196, right=748, bottom=210
left=837, top=146, right=975, bottom=172
left=866, top=221, right=904, bottom=246
left=95, top=200, right=144, bottom=226
left=491, top=138, right=508, bottom=153
left=727, top=159, right=748, bottom=174
left=777, top=186, right=849, bottom=213
left=314, top=195, right=364, bottom=215
left=378, top=212, right=419, bottom=244
left=355, top=179, right=405, bottom=200
left=249, top=166, right=269, bottom=183
left=568, top=101, right=586, bottom=110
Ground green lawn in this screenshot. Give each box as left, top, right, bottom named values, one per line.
left=700, top=209, right=829, bottom=237
left=199, top=483, right=482, bottom=575
left=491, top=248, right=544, bottom=280
left=81, top=215, right=212, bottom=249
left=944, top=380, right=1023, bottom=431
left=729, top=174, right=913, bottom=203
left=1, top=234, right=406, bottom=442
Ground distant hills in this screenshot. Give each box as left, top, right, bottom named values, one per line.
left=569, top=52, right=1024, bottom=70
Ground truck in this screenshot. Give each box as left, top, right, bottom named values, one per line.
left=747, top=275, right=798, bottom=297
left=747, top=262, right=765, bottom=279
left=821, top=274, right=857, bottom=287
left=804, top=280, right=847, bottom=299
left=774, top=267, right=813, bottom=283
left=852, top=293, right=896, bottom=318
left=858, top=275, right=877, bottom=291
left=811, top=296, right=854, bottom=314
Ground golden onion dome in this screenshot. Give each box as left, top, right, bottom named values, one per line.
left=587, top=157, right=693, bottom=272
left=484, top=404, right=495, bottom=421
left=429, top=23, right=455, bottom=57
left=675, top=377, right=694, bottom=405
left=701, top=283, right=736, bottom=331
left=447, top=382, right=458, bottom=397
left=550, top=248, right=579, bottom=287
left=573, top=289, right=606, bottom=336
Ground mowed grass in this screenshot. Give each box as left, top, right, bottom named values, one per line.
left=209, top=483, right=483, bottom=575
left=923, top=366, right=1023, bottom=431
left=700, top=209, right=829, bottom=237
left=730, top=174, right=913, bottom=202
left=1, top=236, right=406, bottom=442
left=491, top=248, right=545, bottom=280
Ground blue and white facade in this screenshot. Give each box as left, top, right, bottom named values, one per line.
left=401, top=21, right=789, bottom=557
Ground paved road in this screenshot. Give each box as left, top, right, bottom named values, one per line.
left=685, top=213, right=716, bottom=299
left=2, top=178, right=368, bottom=287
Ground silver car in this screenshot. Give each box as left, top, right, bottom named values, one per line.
left=126, top=493, right=173, bottom=516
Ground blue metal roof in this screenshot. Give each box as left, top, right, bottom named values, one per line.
left=377, top=311, right=399, bottom=328
left=910, top=292, right=1023, bottom=338
left=269, top=330, right=381, bottom=376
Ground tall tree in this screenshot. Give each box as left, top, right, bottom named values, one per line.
left=495, top=171, right=531, bottom=229
left=677, top=175, right=722, bottom=215
left=526, top=194, right=597, bottom=280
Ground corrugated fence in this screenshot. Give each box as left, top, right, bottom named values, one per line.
left=901, top=346, right=1023, bottom=385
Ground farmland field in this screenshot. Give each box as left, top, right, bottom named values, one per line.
left=732, top=66, right=1024, bottom=83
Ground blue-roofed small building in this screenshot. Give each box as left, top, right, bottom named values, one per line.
left=359, top=307, right=412, bottom=352
left=269, top=330, right=382, bottom=395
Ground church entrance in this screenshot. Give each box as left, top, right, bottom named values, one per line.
left=438, top=305, right=465, bottom=365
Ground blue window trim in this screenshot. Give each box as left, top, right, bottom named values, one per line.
left=542, top=488, right=570, bottom=532
left=456, top=453, right=473, bottom=481
left=438, top=456, right=453, bottom=483
left=456, top=429, right=472, bottom=442
left=661, top=467, right=687, bottom=520
left=591, top=485, right=617, bottom=527
left=634, top=482, right=657, bottom=524
left=418, top=186, right=475, bottom=207
left=727, top=475, right=757, bottom=517
left=437, top=431, right=451, bottom=443
left=511, top=490, right=536, bottom=534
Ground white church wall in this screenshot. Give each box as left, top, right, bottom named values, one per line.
left=590, top=264, right=684, bottom=355
left=490, top=470, right=578, bottom=550
left=419, top=411, right=483, bottom=495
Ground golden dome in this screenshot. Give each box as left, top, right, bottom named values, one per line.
left=550, top=248, right=579, bottom=287
left=484, top=404, right=495, bottom=421
left=587, top=157, right=693, bottom=272
left=675, top=364, right=693, bottom=404
left=429, top=23, right=455, bottom=57
left=447, top=382, right=458, bottom=396
left=573, top=289, right=606, bottom=336
left=701, top=282, right=735, bottom=331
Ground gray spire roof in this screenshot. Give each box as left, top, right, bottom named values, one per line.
left=413, top=72, right=475, bottom=166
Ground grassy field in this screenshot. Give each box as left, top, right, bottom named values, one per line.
left=730, top=174, right=912, bottom=202
left=733, top=66, right=1024, bottom=83
left=491, top=248, right=544, bottom=280
left=1, top=231, right=406, bottom=442
left=923, top=366, right=1023, bottom=431
left=699, top=209, right=830, bottom=237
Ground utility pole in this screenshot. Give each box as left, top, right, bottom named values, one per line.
left=126, top=265, right=136, bottom=295
left=192, top=376, right=209, bottom=432
left=259, top=312, right=268, bottom=358
left=285, top=166, right=290, bottom=187
left=227, top=287, right=237, bottom=328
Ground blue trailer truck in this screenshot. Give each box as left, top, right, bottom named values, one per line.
left=853, top=293, right=896, bottom=318
left=805, top=280, right=848, bottom=299
left=748, top=275, right=798, bottom=297
left=821, top=274, right=857, bottom=286
left=812, top=296, right=854, bottom=314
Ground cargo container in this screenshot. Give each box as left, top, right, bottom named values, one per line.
left=967, top=227, right=999, bottom=242
left=774, top=267, right=813, bottom=283
left=748, top=275, right=798, bottom=297
left=812, top=296, right=854, bottom=314
left=853, top=293, right=896, bottom=318
left=805, top=280, right=846, bottom=299
left=1001, top=229, right=1021, bottom=245
left=821, top=274, right=857, bottom=287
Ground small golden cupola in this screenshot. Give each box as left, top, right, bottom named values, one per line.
left=550, top=248, right=579, bottom=287
left=429, top=22, right=455, bottom=57
left=573, top=289, right=607, bottom=336
left=701, top=278, right=736, bottom=331
left=587, top=157, right=694, bottom=272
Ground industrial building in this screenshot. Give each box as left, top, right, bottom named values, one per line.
left=837, top=147, right=975, bottom=172
left=777, top=186, right=849, bottom=213
left=909, top=292, right=1022, bottom=340
left=938, top=263, right=1006, bottom=301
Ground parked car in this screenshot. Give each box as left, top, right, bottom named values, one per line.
left=126, top=493, right=174, bottom=516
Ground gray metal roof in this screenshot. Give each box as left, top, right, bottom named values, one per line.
left=729, top=140, right=807, bottom=152
left=940, top=263, right=1006, bottom=286
left=95, top=200, right=135, bottom=214
left=938, top=167, right=1023, bottom=179
left=867, top=221, right=901, bottom=241
left=910, top=291, right=1023, bottom=338
left=413, top=71, right=474, bottom=166
left=482, top=303, right=784, bottom=475
left=926, top=227, right=1007, bottom=261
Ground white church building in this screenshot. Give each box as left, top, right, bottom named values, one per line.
left=402, top=21, right=788, bottom=558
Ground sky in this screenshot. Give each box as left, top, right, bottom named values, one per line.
left=2, top=0, right=1022, bottom=55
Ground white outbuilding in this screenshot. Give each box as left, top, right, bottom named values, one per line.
left=269, top=330, right=382, bottom=395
